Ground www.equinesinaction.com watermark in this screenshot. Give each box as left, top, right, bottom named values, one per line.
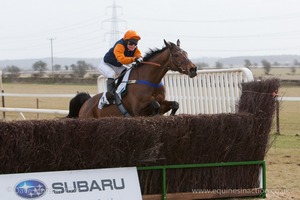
left=192, top=188, right=289, bottom=195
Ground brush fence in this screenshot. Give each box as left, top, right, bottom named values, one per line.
left=0, top=79, right=280, bottom=200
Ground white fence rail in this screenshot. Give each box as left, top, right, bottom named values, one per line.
left=0, top=93, right=72, bottom=119
left=0, top=93, right=75, bottom=98
left=0, top=107, right=68, bottom=115
left=279, top=97, right=300, bottom=101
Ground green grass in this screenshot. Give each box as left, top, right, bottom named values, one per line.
left=264, top=133, right=300, bottom=199
left=277, top=101, right=300, bottom=136
left=250, top=67, right=300, bottom=77
left=269, top=134, right=300, bottom=149
left=0, top=83, right=98, bottom=120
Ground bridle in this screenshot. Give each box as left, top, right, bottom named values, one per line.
left=167, top=48, right=190, bottom=73
left=141, top=47, right=190, bottom=73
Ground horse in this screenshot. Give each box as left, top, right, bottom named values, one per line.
left=66, top=39, right=197, bottom=118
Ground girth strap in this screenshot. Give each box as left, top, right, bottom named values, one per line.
left=126, top=80, right=163, bottom=88
left=115, top=79, right=163, bottom=117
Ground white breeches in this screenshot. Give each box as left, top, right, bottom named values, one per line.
left=97, top=59, right=128, bottom=78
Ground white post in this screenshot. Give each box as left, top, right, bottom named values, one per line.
left=0, top=71, right=3, bottom=91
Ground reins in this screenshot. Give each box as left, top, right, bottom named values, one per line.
left=113, top=47, right=185, bottom=86
left=141, top=61, right=161, bottom=67
left=114, top=48, right=184, bottom=83
left=113, top=61, right=161, bottom=83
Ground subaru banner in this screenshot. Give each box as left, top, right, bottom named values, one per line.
left=0, top=167, right=142, bottom=200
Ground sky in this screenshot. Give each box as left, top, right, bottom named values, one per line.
left=1, top=0, right=300, bottom=60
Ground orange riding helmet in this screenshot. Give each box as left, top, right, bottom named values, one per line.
left=123, top=30, right=141, bottom=41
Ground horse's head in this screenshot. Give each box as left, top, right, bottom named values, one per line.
left=164, top=39, right=197, bottom=78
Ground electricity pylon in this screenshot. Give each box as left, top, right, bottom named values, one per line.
left=102, top=0, right=127, bottom=47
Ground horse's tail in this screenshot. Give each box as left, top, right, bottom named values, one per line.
left=66, top=92, right=91, bottom=118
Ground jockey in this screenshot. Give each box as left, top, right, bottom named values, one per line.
left=97, top=30, right=143, bottom=103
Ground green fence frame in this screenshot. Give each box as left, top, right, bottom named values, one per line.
left=137, top=160, right=266, bottom=200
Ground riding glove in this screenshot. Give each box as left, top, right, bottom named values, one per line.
left=135, top=57, right=143, bottom=64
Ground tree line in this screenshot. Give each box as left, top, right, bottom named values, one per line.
left=2, top=60, right=96, bottom=78
left=196, top=59, right=299, bottom=75
left=2, top=58, right=299, bottom=79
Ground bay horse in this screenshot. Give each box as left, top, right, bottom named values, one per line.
left=67, top=39, right=197, bottom=118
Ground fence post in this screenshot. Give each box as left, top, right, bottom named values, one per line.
left=1, top=90, right=5, bottom=119
left=36, top=98, right=39, bottom=119
left=276, top=99, right=280, bottom=135
left=162, top=167, right=167, bottom=200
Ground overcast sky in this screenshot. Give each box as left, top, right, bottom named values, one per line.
left=1, top=0, right=300, bottom=60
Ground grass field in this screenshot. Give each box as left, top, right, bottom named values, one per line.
left=0, top=73, right=299, bottom=199
left=250, top=66, right=300, bottom=78
left=0, top=83, right=98, bottom=120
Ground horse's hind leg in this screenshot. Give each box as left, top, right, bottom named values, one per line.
left=159, top=101, right=179, bottom=116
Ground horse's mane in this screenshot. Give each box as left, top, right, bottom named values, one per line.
left=143, top=46, right=168, bottom=61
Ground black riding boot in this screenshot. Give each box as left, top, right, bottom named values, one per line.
left=106, top=78, right=115, bottom=103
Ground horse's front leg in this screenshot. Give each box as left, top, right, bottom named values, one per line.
left=151, top=100, right=161, bottom=115
left=159, top=100, right=179, bottom=116
left=130, top=99, right=161, bottom=116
